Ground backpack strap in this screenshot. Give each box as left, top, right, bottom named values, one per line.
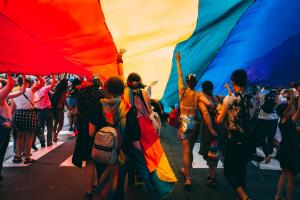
left=180, top=89, right=186, bottom=102
left=23, top=93, right=35, bottom=108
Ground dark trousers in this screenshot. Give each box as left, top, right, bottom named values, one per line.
left=257, top=119, right=278, bottom=156
left=38, top=109, right=54, bottom=145
left=0, top=127, right=11, bottom=173
left=224, top=138, right=248, bottom=191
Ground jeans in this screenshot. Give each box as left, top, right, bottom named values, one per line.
left=38, top=109, right=53, bottom=145
left=0, top=127, right=11, bottom=173
left=130, top=148, right=161, bottom=200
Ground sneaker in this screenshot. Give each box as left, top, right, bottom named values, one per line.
left=41, top=143, right=46, bottom=148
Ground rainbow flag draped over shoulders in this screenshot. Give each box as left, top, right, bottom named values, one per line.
left=138, top=116, right=177, bottom=197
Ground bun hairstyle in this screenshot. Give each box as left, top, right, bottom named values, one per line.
left=201, top=80, right=214, bottom=96
left=186, top=74, right=197, bottom=90
left=126, top=72, right=146, bottom=90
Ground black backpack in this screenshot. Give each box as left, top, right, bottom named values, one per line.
left=236, top=92, right=258, bottom=160
left=261, top=91, right=276, bottom=114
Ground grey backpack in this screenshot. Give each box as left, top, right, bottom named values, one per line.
left=91, top=125, right=118, bottom=164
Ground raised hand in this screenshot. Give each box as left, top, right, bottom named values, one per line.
left=118, top=48, right=127, bottom=58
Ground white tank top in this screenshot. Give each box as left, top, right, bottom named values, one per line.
left=13, top=88, right=35, bottom=109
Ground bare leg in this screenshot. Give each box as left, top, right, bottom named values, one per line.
left=24, top=132, right=34, bottom=159
left=16, top=132, right=24, bottom=157
left=275, top=172, right=286, bottom=199
left=181, top=139, right=191, bottom=184
left=85, top=161, right=97, bottom=192
left=236, top=186, right=249, bottom=200
left=54, top=112, right=64, bottom=141
left=286, top=171, right=295, bottom=200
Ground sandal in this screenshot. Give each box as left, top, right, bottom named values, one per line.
left=24, top=158, right=35, bottom=164
left=184, top=177, right=192, bottom=191
left=12, top=156, right=23, bottom=163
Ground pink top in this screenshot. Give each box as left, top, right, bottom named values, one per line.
left=36, top=86, right=52, bottom=109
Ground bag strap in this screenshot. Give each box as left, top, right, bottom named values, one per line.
left=23, top=93, right=35, bottom=108
left=180, top=89, right=186, bottom=102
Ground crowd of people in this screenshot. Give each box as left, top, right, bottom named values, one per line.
left=0, top=50, right=299, bottom=200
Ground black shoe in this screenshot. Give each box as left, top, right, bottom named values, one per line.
left=24, top=158, right=35, bottom=164
left=47, top=143, right=53, bottom=147
left=32, top=144, right=38, bottom=151
left=41, top=143, right=46, bottom=148
left=207, top=176, right=217, bottom=187
left=12, top=156, right=23, bottom=163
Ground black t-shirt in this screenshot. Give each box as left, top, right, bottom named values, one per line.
left=88, top=102, right=141, bottom=155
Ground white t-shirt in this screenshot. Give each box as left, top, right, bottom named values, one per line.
left=258, top=109, right=278, bottom=120
left=257, top=91, right=279, bottom=120
left=13, top=88, right=35, bottom=109
left=36, top=86, right=52, bottom=109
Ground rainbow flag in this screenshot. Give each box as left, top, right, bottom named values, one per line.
left=1, top=0, right=300, bottom=108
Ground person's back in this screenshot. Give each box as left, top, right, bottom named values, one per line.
left=180, top=88, right=199, bottom=116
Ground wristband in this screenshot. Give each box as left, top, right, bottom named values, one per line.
left=117, top=57, right=123, bottom=64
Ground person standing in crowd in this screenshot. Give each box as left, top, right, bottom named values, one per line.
left=199, top=81, right=222, bottom=187
left=88, top=76, right=142, bottom=200
left=216, top=69, right=257, bottom=200
left=72, top=77, right=104, bottom=198
left=274, top=85, right=300, bottom=200
left=0, top=74, right=25, bottom=179
left=256, top=89, right=278, bottom=163
left=35, top=75, right=57, bottom=147
left=52, top=78, right=68, bottom=142
left=12, top=76, right=45, bottom=164
left=176, top=52, right=211, bottom=186
left=66, top=77, right=81, bottom=132
left=126, top=72, right=177, bottom=199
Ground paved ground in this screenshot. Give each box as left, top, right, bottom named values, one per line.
left=0, top=123, right=299, bottom=200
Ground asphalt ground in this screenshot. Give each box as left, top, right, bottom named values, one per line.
left=0, top=123, right=299, bottom=200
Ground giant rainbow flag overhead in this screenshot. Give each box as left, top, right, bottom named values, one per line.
left=0, top=0, right=299, bottom=108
